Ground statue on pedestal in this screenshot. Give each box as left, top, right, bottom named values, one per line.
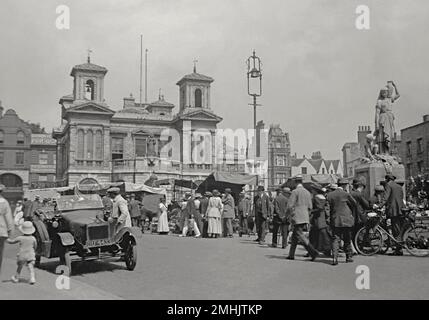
left=374, top=81, right=400, bottom=155
left=360, top=81, right=401, bottom=173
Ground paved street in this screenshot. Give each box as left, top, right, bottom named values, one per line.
left=2, top=232, right=429, bottom=300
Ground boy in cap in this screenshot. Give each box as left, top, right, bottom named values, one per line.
left=7, top=221, right=37, bottom=284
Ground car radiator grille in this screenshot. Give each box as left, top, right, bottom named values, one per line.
left=87, top=225, right=109, bottom=240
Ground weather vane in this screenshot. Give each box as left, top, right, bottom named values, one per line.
left=193, top=58, right=198, bottom=73
left=87, top=49, right=93, bottom=63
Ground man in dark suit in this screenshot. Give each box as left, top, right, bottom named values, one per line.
left=286, top=175, right=319, bottom=261
left=382, top=174, right=405, bottom=255
left=253, top=185, right=270, bottom=245
left=271, top=187, right=291, bottom=249
left=200, top=192, right=210, bottom=238
left=327, top=178, right=357, bottom=265
left=350, top=179, right=372, bottom=248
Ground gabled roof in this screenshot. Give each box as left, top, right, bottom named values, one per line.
left=64, top=101, right=115, bottom=116
left=176, top=72, right=214, bottom=85
left=308, top=159, right=323, bottom=172
left=174, top=108, right=222, bottom=122
left=70, top=62, right=108, bottom=76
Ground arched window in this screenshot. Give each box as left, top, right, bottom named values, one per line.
left=86, top=130, right=94, bottom=159
left=17, top=131, right=25, bottom=145
left=195, top=88, right=202, bottom=108
left=77, top=129, right=85, bottom=158
left=95, top=130, right=103, bottom=160
left=0, top=130, right=3, bottom=144
left=85, top=80, right=95, bottom=100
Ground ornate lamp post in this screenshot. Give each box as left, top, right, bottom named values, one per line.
left=247, top=50, right=262, bottom=133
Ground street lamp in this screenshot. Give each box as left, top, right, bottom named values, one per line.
left=247, top=50, right=262, bottom=155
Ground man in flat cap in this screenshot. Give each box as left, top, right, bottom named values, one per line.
left=108, top=187, right=132, bottom=228
left=382, top=174, right=404, bottom=255
left=222, top=188, right=235, bottom=238
left=253, top=185, right=270, bottom=244
left=350, top=178, right=371, bottom=237
left=327, top=178, right=357, bottom=265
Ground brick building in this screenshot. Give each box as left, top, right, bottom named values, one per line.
left=0, top=103, right=57, bottom=203
left=30, top=134, right=57, bottom=188
left=52, top=57, right=231, bottom=187
left=267, top=124, right=291, bottom=190
left=401, top=115, right=429, bottom=178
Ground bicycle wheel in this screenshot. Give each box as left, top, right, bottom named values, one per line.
left=403, top=224, right=429, bottom=257
left=354, top=226, right=383, bottom=256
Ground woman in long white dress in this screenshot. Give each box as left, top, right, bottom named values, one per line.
left=157, top=197, right=170, bottom=234
left=206, top=190, right=223, bottom=238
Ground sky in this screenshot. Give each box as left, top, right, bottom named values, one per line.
left=1, top=0, right=429, bottom=160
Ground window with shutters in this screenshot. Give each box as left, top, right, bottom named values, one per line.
left=77, top=129, right=85, bottom=158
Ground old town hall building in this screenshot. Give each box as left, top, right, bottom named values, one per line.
left=53, top=58, right=225, bottom=187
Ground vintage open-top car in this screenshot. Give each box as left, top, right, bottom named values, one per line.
left=32, top=194, right=138, bottom=275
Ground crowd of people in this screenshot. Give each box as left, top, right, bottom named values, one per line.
left=0, top=172, right=409, bottom=285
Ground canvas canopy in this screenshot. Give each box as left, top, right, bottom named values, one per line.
left=124, top=182, right=167, bottom=195
left=154, top=178, right=199, bottom=190
left=196, top=172, right=257, bottom=200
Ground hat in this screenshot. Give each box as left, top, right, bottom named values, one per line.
left=385, top=174, right=396, bottom=181
left=130, top=193, right=136, bottom=197
left=352, top=178, right=366, bottom=188
left=212, top=189, right=220, bottom=197
left=107, top=187, right=120, bottom=194
left=366, top=133, right=375, bottom=140
left=19, top=221, right=35, bottom=235
left=225, top=188, right=232, bottom=193
left=0, top=184, right=5, bottom=192
left=195, top=193, right=202, bottom=199
left=35, top=195, right=40, bottom=199
left=282, top=187, right=292, bottom=194
left=338, top=178, right=349, bottom=186
left=374, top=185, right=384, bottom=192
left=184, top=192, right=192, bottom=198
left=205, top=191, right=213, bottom=197
left=257, top=185, right=265, bottom=191
left=328, top=183, right=338, bottom=190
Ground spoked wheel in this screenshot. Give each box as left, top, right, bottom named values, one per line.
left=124, top=239, right=137, bottom=271
left=403, top=225, right=429, bottom=257
left=354, top=226, right=383, bottom=256
left=379, top=232, right=391, bottom=254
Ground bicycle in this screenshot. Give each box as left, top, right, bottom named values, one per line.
left=354, top=206, right=429, bottom=257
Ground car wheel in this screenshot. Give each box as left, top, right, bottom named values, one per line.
left=124, top=239, right=137, bottom=271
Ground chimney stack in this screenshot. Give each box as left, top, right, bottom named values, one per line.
left=423, top=115, right=429, bottom=123
left=123, top=94, right=136, bottom=109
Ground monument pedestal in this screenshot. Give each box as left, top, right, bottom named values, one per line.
left=354, top=162, right=405, bottom=199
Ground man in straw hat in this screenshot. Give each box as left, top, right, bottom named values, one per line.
left=107, top=187, right=132, bottom=228
left=0, top=184, right=14, bottom=276
left=327, top=178, right=357, bottom=265
left=286, top=175, right=319, bottom=261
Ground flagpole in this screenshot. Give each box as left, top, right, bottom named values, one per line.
left=145, top=48, right=148, bottom=103
left=139, top=35, right=143, bottom=106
